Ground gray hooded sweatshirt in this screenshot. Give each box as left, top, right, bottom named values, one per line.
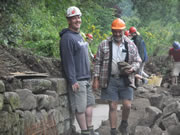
left=60, top=28, right=90, bottom=85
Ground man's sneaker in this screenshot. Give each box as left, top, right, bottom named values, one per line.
left=88, top=126, right=99, bottom=135
left=110, top=129, right=118, bottom=135
left=118, top=121, right=128, bottom=135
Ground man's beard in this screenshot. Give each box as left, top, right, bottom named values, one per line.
left=113, top=36, right=122, bottom=42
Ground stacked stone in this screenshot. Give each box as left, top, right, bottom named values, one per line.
left=0, top=78, right=71, bottom=135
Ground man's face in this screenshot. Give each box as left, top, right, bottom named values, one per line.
left=68, top=15, right=82, bottom=32
left=112, top=29, right=124, bottom=42
left=131, top=32, right=136, bottom=37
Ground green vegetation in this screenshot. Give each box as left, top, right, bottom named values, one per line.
left=0, top=0, right=180, bottom=57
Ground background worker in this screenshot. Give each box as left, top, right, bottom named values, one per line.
left=124, top=30, right=132, bottom=39
left=86, top=33, right=93, bottom=43
left=129, top=26, right=149, bottom=78
left=86, top=33, right=95, bottom=61
left=168, top=41, right=180, bottom=85
left=93, top=18, right=141, bottom=135
left=60, top=6, right=98, bottom=135
left=124, top=30, right=129, bottom=37
left=124, top=30, right=148, bottom=87
left=85, top=33, right=96, bottom=77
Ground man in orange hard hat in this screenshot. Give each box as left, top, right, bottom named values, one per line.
left=93, top=18, right=141, bottom=135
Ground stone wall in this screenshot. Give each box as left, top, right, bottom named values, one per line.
left=0, top=77, right=72, bottom=135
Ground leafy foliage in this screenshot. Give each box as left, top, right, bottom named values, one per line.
left=130, top=0, right=180, bottom=56
left=0, top=0, right=115, bottom=57
left=0, top=0, right=180, bottom=59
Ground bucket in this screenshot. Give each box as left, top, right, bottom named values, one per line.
left=147, top=74, right=163, bottom=87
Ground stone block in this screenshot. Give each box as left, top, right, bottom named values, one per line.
left=36, top=94, right=55, bottom=110
left=0, top=94, right=4, bottom=110
left=4, top=92, right=20, bottom=110
left=149, top=94, right=164, bottom=109
left=0, top=80, right=5, bottom=93
left=162, top=113, right=179, bottom=129
left=135, top=126, right=151, bottom=135
left=16, top=89, right=37, bottom=111
left=163, top=101, right=180, bottom=117
left=49, top=78, right=67, bottom=95
left=23, top=79, right=52, bottom=94
left=0, top=111, right=19, bottom=132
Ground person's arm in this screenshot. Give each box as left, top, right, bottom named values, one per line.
left=137, top=39, right=145, bottom=62
left=93, top=41, right=104, bottom=77
left=60, top=38, right=77, bottom=85
left=88, top=45, right=94, bottom=60
left=93, top=41, right=104, bottom=90
left=129, top=42, right=142, bottom=72
left=92, top=76, right=99, bottom=90
left=168, top=49, right=175, bottom=62
left=141, top=40, right=148, bottom=62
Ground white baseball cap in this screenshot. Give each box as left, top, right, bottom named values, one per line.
left=66, top=6, right=82, bottom=18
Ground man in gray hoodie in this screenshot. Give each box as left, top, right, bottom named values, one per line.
left=59, top=6, right=98, bottom=135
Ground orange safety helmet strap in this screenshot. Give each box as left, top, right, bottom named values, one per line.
left=111, top=18, right=126, bottom=30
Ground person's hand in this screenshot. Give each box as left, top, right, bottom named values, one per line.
left=124, top=68, right=134, bottom=75
left=72, top=82, right=79, bottom=92
left=93, top=78, right=99, bottom=91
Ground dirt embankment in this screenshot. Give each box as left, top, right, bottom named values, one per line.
left=0, top=45, right=63, bottom=79
left=0, top=44, right=172, bottom=81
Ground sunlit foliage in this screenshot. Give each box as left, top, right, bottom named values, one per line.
left=0, top=0, right=180, bottom=58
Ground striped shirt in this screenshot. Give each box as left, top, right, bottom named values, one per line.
left=93, top=36, right=142, bottom=88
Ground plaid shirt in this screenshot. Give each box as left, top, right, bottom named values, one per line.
left=94, top=36, right=142, bottom=88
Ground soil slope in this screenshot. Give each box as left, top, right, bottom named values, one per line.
left=0, top=45, right=62, bottom=79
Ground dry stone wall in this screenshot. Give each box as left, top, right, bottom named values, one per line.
left=0, top=77, right=72, bottom=135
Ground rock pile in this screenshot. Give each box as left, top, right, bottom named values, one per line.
left=132, top=85, right=180, bottom=135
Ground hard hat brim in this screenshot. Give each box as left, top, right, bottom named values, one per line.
left=66, top=14, right=82, bottom=18
left=111, top=26, right=126, bottom=30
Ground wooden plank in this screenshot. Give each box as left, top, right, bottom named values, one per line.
left=10, top=71, right=49, bottom=79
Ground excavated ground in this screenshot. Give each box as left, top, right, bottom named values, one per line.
left=1, top=44, right=179, bottom=135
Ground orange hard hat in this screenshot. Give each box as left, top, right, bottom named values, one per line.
left=86, top=33, right=93, bottom=39
left=129, top=26, right=137, bottom=34
left=124, top=30, right=130, bottom=36
left=111, top=18, right=126, bottom=30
